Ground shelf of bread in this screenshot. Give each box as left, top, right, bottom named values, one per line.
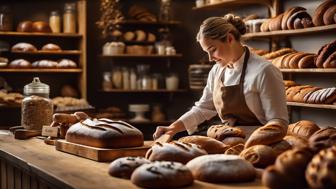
left=192, top=0, right=272, bottom=11
left=100, top=54, right=182, bottom=59
left=100, top=89, right=188, bottom=93
left=11, top=50, right=82, bottom=55
left=115, top=20, right=181, bottom=26
left=0, top=68, right=82, bottom=73
left=0, top=31, right=82, bottom=38
left=243, top=24, right=336, bottom=39
left=280, top=68, right=336, bottom=73
left=287, top=102, right=336, bottom=110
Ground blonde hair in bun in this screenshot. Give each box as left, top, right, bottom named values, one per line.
left=197, top=13, right=246, bottom=42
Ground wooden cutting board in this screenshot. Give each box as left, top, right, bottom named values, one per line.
left=55, top=140, right=152, bottom=162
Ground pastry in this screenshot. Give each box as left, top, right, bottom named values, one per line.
left=186, top=154, right=256, bottom=183
left=108, top=157, right=150, bottom=179
left=178, top=135, right=228, bottom=154
left=145, top=141, right=207, bottom=164
left=131, top=161, right=193, bottom=188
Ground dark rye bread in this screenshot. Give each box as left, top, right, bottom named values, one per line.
left=316, top=40, right=336, bottom=68
left=131, top=161, right=194, bottom=189
left=178, top=135, right=228, bottom=154
left=305, top=88, right=336, bottom=104
left=323, top=51, right=336, bottom=68
left=239, top=145, right=276, bottom=168
left=309, top=127, right=336, bottom=152
left=145, top=141, right=207, bottom=164
left=207, top=125, right=245, bottom=141
left=287, top=120, right=320, bottom=140
left=298, top=54, right=316, bottom=68
left=245, top=124, right=287, bottom=148
left=108, top=157, right=150, bottom=179
left=324, top=5, right=336, bottom=25
left=281, top=7, right=306, bottom=30
left=65, top=118, right=144, bottom=148
left=287, top=9, right=312, bottom=29
left=313, top=0, right=336, bottom=26
left=186, top=154, right=256, bottom=183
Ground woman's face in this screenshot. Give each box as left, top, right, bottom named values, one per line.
left=199, top=36, right=233, bottom=66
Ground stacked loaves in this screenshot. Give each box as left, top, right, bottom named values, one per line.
left=312, top=0, right=336, bottom=26
left=0, top=91, right=23, bottom=106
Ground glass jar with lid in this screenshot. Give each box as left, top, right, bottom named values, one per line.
left=49, top=11, right=61, bottom=33
left=63, top=3, right=76, bottom=33
left=0, top=5, right=13, bottom=32
left=21, top=77, right=53, bottom=130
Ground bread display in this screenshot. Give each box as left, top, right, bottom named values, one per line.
left=178, top=135, right=228, bottom=154
left=313, top=0, right=336, bottom=26
left=9, top=59, right=31, bottom=68
left=32, top=60, right=58, bottom=68
left=225, top=143, right=245, bottom=155
left=269, top=140, right=291, bottom=156
left=186, top=154, right=256, bottom=183
left=11, top=42, right=37, bottom=52
left=309, top=127, right=336, bottom=152
left=245, top=124, right=286, bottom=148
left=108, top=157, right=150, bottom=179
left=41, top=43, right=62, bottom=51
left=239, top=145, right=276, bottom=168
left=65, top=118, right=144, bottom=148
left=145, top=141, right=207, bottom=164
left=283, top=135, right=308, bottom=148
left=131, top=161, right=193, bottom=188
left=287, top=120, right=320, bottom=139
left=306, top=145, right=336, bottom=189
left=58, top=59, right=77, bottom=68
left=207, top=125, right=246, bottom=141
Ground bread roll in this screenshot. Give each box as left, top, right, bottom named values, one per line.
left=207, top=125, right=245, bottom=141
left=145, top=141, right=207, bottom=164
left=108, top=157, right=150, bottom=179
left=309, top=127, right=336, bottom=152
left=287, top=120, right=320, bottom=139
left=313, top=0, right=336, bottom=26
left=245, top=124, right=286, bottom=148
left=186, top=154, right=256, bottom=183
left=306, top=146, right=336, bottom=189
left=239, top=145, right=276, bottom=168
left=178, top=135, right=228, bottom=154
left=131, top=161, right=193, bottom=188
left=65, top=118, right=144, bottom=148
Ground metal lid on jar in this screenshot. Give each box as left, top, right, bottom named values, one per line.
left=24, top=77, right=49, bottom=97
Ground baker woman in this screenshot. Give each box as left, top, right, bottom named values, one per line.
left=153, top=13, right=288, bottom=140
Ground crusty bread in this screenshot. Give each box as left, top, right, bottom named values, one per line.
left=313, top=0, right=336, bottom=26
left=268, top=13, right=284, bottom=31
left=245, top=124, right=286, bottom=148
left=287, top=120, right=320, bottom=139
left=41, top=43, right=61, bottom=51
left=286, top=9, right=312, bottom=29
left=225, top=143, right=245, bottom=155
left=108, top=157, right=150, bottom=179
left=281, top=7, right=306, bottom=30
left=323, top=51, right=336, bottom=68
left=262, top=165, right=292, bottom=189
left=65, top=118, right=144, bottom=148
left=283, top=135, right=308, bottom=149
left=239, top=145, right=276, bottom=168
left=309, top=127, right=336, bottom=152
left=263, top=48, right=296, bottom=60
left=11, top=42, right=37, bottom=52
left=178, top=135, right=228, bottom=154
left=222, top=136, right=245, bottom=146
left=298, top=54, right=316, bottom=68
left=145, top=141, right=207, bottom=164
left=186, top=154, right=256, bottom=183
left=323, top=5, right=336, bottom=25
left=269, top=140, right=292, bottom=156
left=292, top=87, right=321, bottom=103
left=260, top=19, right=270, bottom=32
left=131, top=161, right=193, bottom=188
left=207, top=125, right=245, bottom=141
left=316, top=40, right=336, bottom=68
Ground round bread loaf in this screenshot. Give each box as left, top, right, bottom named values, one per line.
left=9, top=59, right=31, bottom=68
left=313, top=0, right=336, bottom=26
left=287, top=120, right=320, bottom=139
left=239, top=145, right=276, bottom=168
left=309, top=127, right=336, bottom=152
left=108, top=157, right=150, bottom=179
left=17, top=21, right=33, bottom=32
left=11, top=42, right=37, bottom=52
left=283, top=135, right=308, bottom=149
left=32, top=21, right=52, bottom=33
left=58, top=59, right=77, bottom=68
left=32, top=60, right=58, bottom=68
left=131, top=161, right=193, bottom=189
left=306, top=146, right=336, bottom=189
left=178, top=135, right=228, bottom=154
left=245, top=124, right=286, bottom=148
left=262, top=165, right=292, bottom=189
left=207, top=125, right=245, bottom=141
left=145, top=141, right=207, bottom=164
left=186, top=154, right=256, bottom=183
left=65, top=118, right=144, bottom=148
left=281, top=7, right=306, bottom=30
left=41, top=43, right=61, bottom=51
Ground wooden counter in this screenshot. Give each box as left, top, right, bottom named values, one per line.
left=0, top=130, right=266, bottom=189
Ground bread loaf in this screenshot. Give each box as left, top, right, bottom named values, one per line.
left=305, top=88, right=336, bottom=104
left=186, top=154, right=256, bottom=183
left=286, top=9, right=312, bottom=29
left=123, top=31, right=135, bottom=41
left=239, top=145, right=276, bottom=168
left=263, top=48, right=296, bottom=60
left=288, top=52, right=306, bottom=68
left=298, top=54, right=316, bottom=68
left=222, top=136, right=245, bottom=146
left=9, top=59, right=31, bottom=68
left=108, top=157, right=150, bottom=179
left=306, top=146, right=336, bottom=189
left=268, top=13, right=284, bottom=31
left=17, top=21, right=33, bottom=32
left=131, top=161, right=193, bottom=188
left=292, top=87, right=320, bottom=103
left=145, top=141, right=207, bottom=164
left=32, top=21, right=52, bottom=33
left=207, top=125, right=245, bottom=141
left=245, top=124, right=286, bottom=148
left=281, top=7, right=306, bottom=30
left=32, top=60, right=58, bottom=68
left=313, top=0, right=336, bottom=26
left=178, top=135, right=228, bottom=154
left=41, top=43, right=61, bottom=51
left=260, top=19, right=270, bottom=32
left=309, top=127, right=336, bottom=152
left=323, top=51, right=336, bottom=68
left=281, top=52, right=298, bottom=68
left=283, top=135, right=308, bottom=148
left=225, top=143, right=245, bottom=155
left=283, top=80, right=297, bottom=88
left=65, top=118, right=144, bottom=148
left=323, top=5, right=336, bottom=25
left=287, top=120, right=320, bottom=139
left=316, top=40, right=336, bottom=68
left=269, top=140, right=291, bottom=156
left=262, top=165, right=292, bottom=189
left=286, top=85, right=312, bottom=102
left=11, top=42, right=37, bottom=52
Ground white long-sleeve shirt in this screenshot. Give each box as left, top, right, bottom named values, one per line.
left=179, top=52, right=289, bottom=134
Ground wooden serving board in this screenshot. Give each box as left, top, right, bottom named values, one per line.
left=55, top=140, right=152, bottom=162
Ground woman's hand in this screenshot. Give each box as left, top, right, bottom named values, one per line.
left=153, top=120, right=186, bottom=140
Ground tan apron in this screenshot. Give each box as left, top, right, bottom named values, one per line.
left=213, top=47, right=261, bottom=126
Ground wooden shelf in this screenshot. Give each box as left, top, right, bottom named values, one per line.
left=287, top=102, right=336, bottom=110
left=0, top=68, right=82, bottom=73
left=280, top=68, right=336, bottom=73
left=243, top=24, right=336, bottom=39
left=127, top=120, right=174, bottom=126
left=101, top=89, right=188, bottom=93
left=0, top=31, right=82, bottom=38
left=122, top=41, right=155, bottom=45
left=100, top=54, right=182, bottom=59
left=116, top=20, right=181, bottom=26
left=11, top=50, right=82, bottom=55
left=192, top=0, right=273, bottom=11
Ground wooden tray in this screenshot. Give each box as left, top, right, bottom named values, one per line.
left=55, top=140, right=152, bottom=162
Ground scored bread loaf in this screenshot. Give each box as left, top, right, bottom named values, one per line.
left=263, top=48, right=295, bottom=60
left=269, top=140, right=292, bottom=156
left=287, top=120, right=320, bottom=139
left=268, top=13, right=284, bottom=31
left=316, top=40, right=336, bottom=68
left=286, top=85, right=312, bottom=102
left=131, top=161, right=193, bottom=188
left=283, top=135, right=308, bottom=149
left=245, top=124, right=286, bottom=148
left=309, top=127, right=336, bottom=152
left=207, top=125, right=245, bottom=141
left=65, top=118, right=144, bottom=148
left=323, top=51, right=336, bottom=68
left=108, top=156, right=150, bottom=179
left=145, top=141, right=207, bottom=164
left=222, top=136, right=245, bottom=146
left=178, top=135, right=228, bottom=154
left=186, top=154, right=256, bottom=183
left=298, top=54, right=316, bottom=68
left=288, top=52, right=305, bottom=68
left=224, top=143, right=245, bottom=155
left=304, top=88, right=336, bottom=104
left=239, top=145, right=276, bottom=168
left=292, top=87, right=321, bottom=103
left=12, top=42, right=37, bottom=52
left=313, top=0, right=336, bottom=26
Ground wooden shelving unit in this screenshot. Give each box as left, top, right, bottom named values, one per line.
left=287, top=102, right=336, bottom=110
left=0, top=31, right=82, bottom=38
left=280, top=68, right=336, bottom=73
left=11, top=50, right=82, bottom=55
left=0, top=68, right=82, bottom=73
left=243, top=24, right=336, bottom=39
left=100, top=54, right=182, bottom=59
left=100, top=89, right=187, bottom=93
left=115, top=20, right=181, bottom=26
